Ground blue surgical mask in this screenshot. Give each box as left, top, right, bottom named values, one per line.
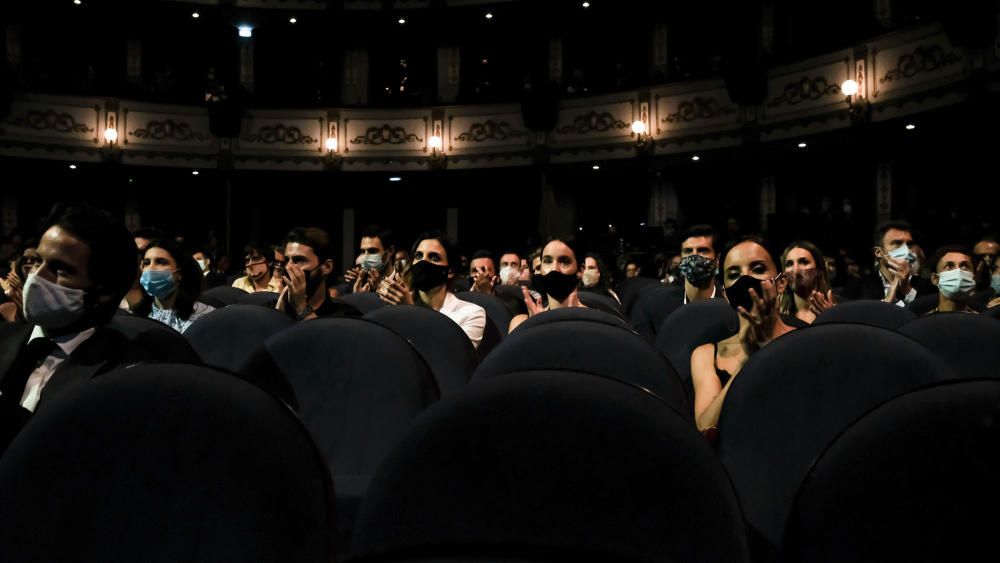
left=888, top=244, right=915, bottom=264
left=140, top=269, right=178, bottom=300
left=992, top=274, right=1000, bottom=294
left=936, top=269, right=976, bottom=300
left=361, top=254, right=384, bottom=271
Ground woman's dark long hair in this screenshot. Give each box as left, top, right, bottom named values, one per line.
left=579, top=252, right=614, bottom=295
left=779, top=240, right=832, bottom=316
left=134, top=238, right=203, bottom=321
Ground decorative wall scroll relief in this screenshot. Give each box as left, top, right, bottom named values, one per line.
left=767, top=76, right=841, bottom=107
left=243, top=124, right=317, bottom=145
left=6, top=109, right=93, bottom=134
left=662, top=97, right=737, bottom=123
left=454, top=120, right=527, bottom=142
left=880, top=44, right=962, bottom=84
left=556, top=111, right=627, bottom=135
left=350, top=124, right=423, bottom=145
left=130, top=119, right=210, bottom=142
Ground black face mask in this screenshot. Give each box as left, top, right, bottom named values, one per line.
left=725, top=275, right=765, bottom=312
left=542, top=270, right=580, bottom=301
left=411, top=260, right=450, bottom=292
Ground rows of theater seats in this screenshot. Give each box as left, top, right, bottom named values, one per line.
left=1, top=279, right=999, bottom=563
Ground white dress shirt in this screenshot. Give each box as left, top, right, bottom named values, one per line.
left=683, top=284, right=718, bottom=305
left=438, top=292, right=487, bottom=349
left=19, top=325, right=97, bottom=412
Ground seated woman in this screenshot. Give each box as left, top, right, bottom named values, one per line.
left=509, top=236, right=587, bottom=333
left=578, top=252, right=620, bottom=303
left=778, top=240, right=836, bottom=325
left=1, top=241, right=40, bottom=323
left=137, top=239, right=214, bottom=333
left=376, top=230, right=487, bottom=349
left=231, top=242, right=282, bottom=293
left=691, top=236, right=797, bottom=435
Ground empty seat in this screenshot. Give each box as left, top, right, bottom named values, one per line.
left=197, top=285, right=246, bottom=308
left=630, top=285, right=683, bottom=341
left=0, top=364, right=335, bottom=563
left=654, top=299, right=739, bottom=404
left=616, top=276, right=663, bottom=321
left=338, top=292, right=388, bottom=314
left=184, top=305, right=294, bottom=373
left=456, top=291, right=512, bottom=358
left=717, top=324, right=956, bottom=561
left=473, top=318, right=690, bottom=420
left=109, top=311, right=201, bottom=364
left=349, top=371, right=749, bottom=563
left=784, top=379, right=1000, bottom=563
left=365, top=305, right=479, bottom=397
left=515, top=306, right=633, bottom=332
left=235, top=290, right=281, bottom=308
left=576, top=291, right=626, bottom=321
left=813, top=300, right=916, bottom=330
left=897, top=312, right=1000, bottom=379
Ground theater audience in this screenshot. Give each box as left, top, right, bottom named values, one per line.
left=376, top=230, right=486, bottom=348
left=498, top=252, right=522, bottom=286
left=469, top=249, right=499, bottom=294
left=1, top=241, right=39, bottom=323
left=690, top=236, right=796, bottom=436
left=926, top=245, right=978, bottom=315
left=846, top=220, right=936, bottom=305
left=624, top=259, right=641, bottom=279
left=192, top=248, right=227, bottom=289
left=277, top=227, right=361, bottom=320
left=136, top=239, right=214, bottom=333
left=350, top=225, right=395, bottom=294
left=509, top=236, right=586, bottom=332
left=779, top=241, right=835, bottom=324
left=232, top=242, right=282, bottom=293
left=579, top=252, right=620, bottom=302
left=971, top=236, right=999, bottom=309
left=0, top=205, right=139, bottom=425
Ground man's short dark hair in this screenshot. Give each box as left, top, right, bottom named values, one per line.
left=243, top=242, right=273, bottom=265
left=360, top=225, right=393, bottom=250
left=470, top=249, right=495, bottom=263
left=286, top=227, right=334, bottom=264
left=930, top=245, right=974, bottom=273
left=874, top=220, right=913, bottom=247
left=681, top=224, right=718, bottom=251
left=44, top=204, right=137, bottom=323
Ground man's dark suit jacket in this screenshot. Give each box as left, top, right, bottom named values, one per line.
left=844, top=273, right=938, bottom=302
left=0, top=322, right=139, bottom=452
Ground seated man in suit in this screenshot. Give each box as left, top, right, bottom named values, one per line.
left=1, top=204, right=140, bottom=448
left=845, top=220, right=937, bottom=306
left=276, top=227, right=362, bottom=321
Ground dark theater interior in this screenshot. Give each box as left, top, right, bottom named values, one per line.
left=1, top=1, right=999, bottom=561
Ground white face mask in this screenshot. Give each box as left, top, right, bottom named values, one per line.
left=499, top=266, right=518, bottom=285
left=888, top=244, right=915, bottom=264
left=22, top=272, right=89, bottom=331
left=936, top=269, right=976, bottom=300
left=582, top=269, right=600, bottom=287
left=195, top=259, right=208, bottom=272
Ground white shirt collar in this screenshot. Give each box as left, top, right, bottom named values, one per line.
left=684, top=284, right=717, bottom=305
left=438, top=291, right=460, bottom=313
left=30, top=325, right=98, bottom=357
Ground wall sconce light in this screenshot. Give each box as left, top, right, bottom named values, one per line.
left=840, top=79, right=870, bottom=125
left=101, top=115, right=121, bottom=162
left=632, top=101, right=653, bottom=155
left=428, top=132, right=447, bottom=169
left=324, top=124, right=342, bottom=169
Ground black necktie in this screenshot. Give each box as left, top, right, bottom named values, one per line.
left=1, top=337, right=57, bottom=406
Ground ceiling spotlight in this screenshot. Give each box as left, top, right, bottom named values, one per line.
left=68, top=164, right=77, bottom=169
left=192, top=12, right=199, bottom=18
left=289, top=17, right=297, bottom=24
left=238, top=26, right=253, bottom=38
left=192, top=170, right=199, bottom=176
left=797, top=142, right=807, bottom=148
left=397, top=18, right=406, bottom=24
left=485, top=12, right=493, bottom=19
left=592, top=165, right=600, bottom=170
left=73, top=0, right=81, bottom=4
left=582, top=1, right=590, bottom=7
left=389, top=176, right=402, bottom=182
left=905, top=123, right=916, bottom=130
left=840, top=79, right=859, bottom=96
left=691, top=155, right=701, bottom=161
